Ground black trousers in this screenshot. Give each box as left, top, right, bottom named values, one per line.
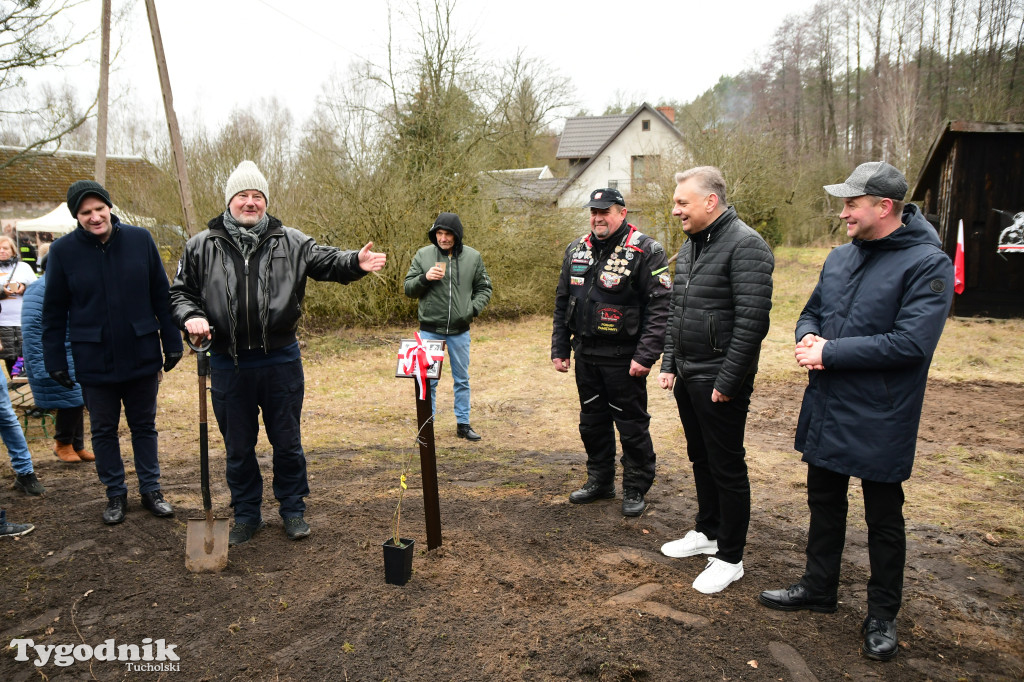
left=54, top=405, right=86, bottom=451
left=574, top=358, right=656, bottom=494
left=672, top=377, right=754, bottom=564
left=801, top=463, right=906, bottom=620
left=81, top=374, right=162, bottom=499
left=210, top=359, right=308, bottom=525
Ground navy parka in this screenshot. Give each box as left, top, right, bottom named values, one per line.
left=794, top=203, right=953, bottom=483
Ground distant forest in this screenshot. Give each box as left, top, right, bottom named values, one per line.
left=658, top=0, right=1024, bottom=243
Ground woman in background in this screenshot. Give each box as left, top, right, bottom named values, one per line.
left=0, top=235, right=37, bottom=377
left=21, top=244, right=92, bottom=463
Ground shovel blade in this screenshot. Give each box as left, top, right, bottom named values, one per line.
left=185, top=516, right=230, bottom=573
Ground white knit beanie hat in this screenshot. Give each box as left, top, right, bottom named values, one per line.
left=224, top=160, right=270, bottom=206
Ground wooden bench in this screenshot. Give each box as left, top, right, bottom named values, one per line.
left=7, top=376, right=55, bottom=438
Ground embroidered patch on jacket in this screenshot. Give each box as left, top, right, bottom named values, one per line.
left=599, top=271, right=622, bottom=288
left=595, top=307, right=624, bottom=333
left=930, top=279, right=946, bottom=293
left=658, top=272, right=672, bottom=289
left=570, top=276, right=584, bottom=286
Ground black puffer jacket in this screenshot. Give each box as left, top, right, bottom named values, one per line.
left=660, top=207, right=774, bottom=397
left=169, top=215, right=366, bottom=360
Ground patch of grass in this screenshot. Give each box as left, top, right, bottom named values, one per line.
left=909, top=447, right=1024, bottom=541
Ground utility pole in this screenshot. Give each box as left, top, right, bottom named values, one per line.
left=144, top=0, right=199, bottom=236
left=94, top=0, right=110, bottom=184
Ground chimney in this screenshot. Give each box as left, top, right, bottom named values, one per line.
left=656, top=106, right=676, bottom=124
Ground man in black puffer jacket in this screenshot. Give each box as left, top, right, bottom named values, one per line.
left=658, top=166, right=774, bottom=595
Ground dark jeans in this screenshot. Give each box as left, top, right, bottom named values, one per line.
left=81, top=375, right=162, bottom=499
left=672, top=376, right=754, bottom=564
left=574, top=358, right=656, bottom=493
left=801, top=463, right=906, bottom=620
left=210, top=359, right=308, bottom=525
left=55, top=405, right=86, bottom=451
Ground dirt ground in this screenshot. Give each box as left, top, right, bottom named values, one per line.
left=1, top=377, right=1022, bottom=681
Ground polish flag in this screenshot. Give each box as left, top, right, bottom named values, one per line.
left=954, top=219, right=965, bottom=295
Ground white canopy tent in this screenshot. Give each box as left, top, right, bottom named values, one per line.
left=15, top=203, right=76, bottom=234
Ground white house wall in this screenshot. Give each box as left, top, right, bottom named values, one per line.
left=557, top=118, right=683, bottom=209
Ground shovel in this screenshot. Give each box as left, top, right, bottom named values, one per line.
left=185, top=332, right=229, bottom=573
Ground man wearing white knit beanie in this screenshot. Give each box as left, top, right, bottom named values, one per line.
left=170, top=160, right=387, bottom=546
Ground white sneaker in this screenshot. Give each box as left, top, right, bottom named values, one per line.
left=661, top=530, right=718, bottom=558
left=692, top=557, right=744, bottom=594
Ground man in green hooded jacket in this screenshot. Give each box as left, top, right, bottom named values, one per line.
left=404, top=213, right=492, bottom=440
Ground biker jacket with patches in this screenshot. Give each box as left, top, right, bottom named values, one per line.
left=551, top=222, right=671, bottom=367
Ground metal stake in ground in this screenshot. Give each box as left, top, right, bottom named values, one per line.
left=396, top=336, right=446, bottom=550
left=414, top=382, right=442, bottom=550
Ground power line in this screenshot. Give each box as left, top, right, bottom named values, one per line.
left=253, top=0, right=360, bottom=57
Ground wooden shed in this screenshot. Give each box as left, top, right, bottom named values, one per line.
left=911, top=121, right=1024, bottom=318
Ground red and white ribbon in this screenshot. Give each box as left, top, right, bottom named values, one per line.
left=398, top=332, right=445, bottom=401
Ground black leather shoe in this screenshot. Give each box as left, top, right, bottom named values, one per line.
left=758, top=583, right=838, bottom=613
left=861, top=616, right=898, bottom=661
left=622, top=488, right=646, bottom=517
left=102, top=495, right=128, bottom=525
left=569, top=480, right=615, bottom=504
left=456, top=423, right=482, bottom=441
left=140, top=491, right=174, bottom=518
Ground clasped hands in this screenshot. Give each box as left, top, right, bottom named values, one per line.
left=795, top=333, right=827, bottom=371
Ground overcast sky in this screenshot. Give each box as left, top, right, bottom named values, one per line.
left=51, top=0, right=821, bottom=134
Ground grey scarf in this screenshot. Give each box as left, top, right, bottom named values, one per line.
left=222, top=209, right=269, bottom=260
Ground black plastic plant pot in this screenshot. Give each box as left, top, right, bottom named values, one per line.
left=382, top=537, right=415, bottom=585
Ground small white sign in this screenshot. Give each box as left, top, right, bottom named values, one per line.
left=395, top=338, right=445, bottom=379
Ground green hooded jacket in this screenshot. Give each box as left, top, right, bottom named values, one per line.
left=404, top=212, right=492, bottom=334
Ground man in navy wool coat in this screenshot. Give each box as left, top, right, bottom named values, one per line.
left=757, top=162, right=954, bottom=662
left=43, top=180, right=183, bottom=526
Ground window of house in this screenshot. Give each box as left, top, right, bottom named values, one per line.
left=632, top=155, right=661, bottom=186
left=641, top=120, right=651, bottom=132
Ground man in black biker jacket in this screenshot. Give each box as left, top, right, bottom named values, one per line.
left=551, top=187, right=670, bottom=517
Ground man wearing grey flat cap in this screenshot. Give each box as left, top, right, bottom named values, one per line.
left=758, top=161, right=954, bottom=662
left=170, top=160, right=386, bottom=547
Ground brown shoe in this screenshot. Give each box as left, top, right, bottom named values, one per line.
left=54, top=441, right=81, bottom=463
left=74, top=448, right=95, bottom=462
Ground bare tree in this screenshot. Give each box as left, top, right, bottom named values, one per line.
left=490, top=51, right=576, bottom=169
left=0, top=0, right=95, bottom=169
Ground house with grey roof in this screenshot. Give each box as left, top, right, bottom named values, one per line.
left=554, top=103, right=684, bottom=209
left=477, top=166, right=569, bottom=211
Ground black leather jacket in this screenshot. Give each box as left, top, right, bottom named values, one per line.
left=169, top=215, right=365, bottom=361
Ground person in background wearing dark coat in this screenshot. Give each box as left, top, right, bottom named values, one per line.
left=657, top=167, right=774, bottom=595
left=758, top=162, right=954, bottom=662
left=21, top=244, right=93, bottom=463
left=42, top=180, right=183, bottom=525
